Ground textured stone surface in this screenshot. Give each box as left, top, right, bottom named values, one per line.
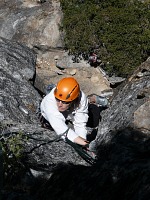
left=0, top=37, right=88, bottom=168
left=0, top=0, right=112, bottom=97
left=35, top=65, right=111, bottom=96
left=0, top=1, right=150, bottom=199
left=97, top=58, right=150, bottom=144
left=0, top=0, right=62, bottom=48
left=134, top=101, right=150, bottom=130
left=0, top=37, right=40, bottom=123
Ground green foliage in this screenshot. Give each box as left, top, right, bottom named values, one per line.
left=1, top=132, right=25, bottom=159
left=0, top=126, right=27, bottom=185
left=60, top=0, right=150, bottom=77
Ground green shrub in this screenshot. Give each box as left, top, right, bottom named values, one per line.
left=60, top=0, right=150, bottom=77
left=0, top=125, right=27, bottom=186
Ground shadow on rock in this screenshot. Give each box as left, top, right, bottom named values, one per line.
left=35, top=128, right=150, bottom=200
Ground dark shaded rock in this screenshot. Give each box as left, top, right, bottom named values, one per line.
left=35, top=128, right=150, bottom=200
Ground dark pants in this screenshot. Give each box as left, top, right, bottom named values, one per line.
left=87, top=104, right=102, bottom=128
left=86, top=104, right=102, bottom=142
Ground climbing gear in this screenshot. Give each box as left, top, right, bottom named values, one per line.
left=54, top=77, right=80, bottom=102
left=65, top=138, right=97, bottom=165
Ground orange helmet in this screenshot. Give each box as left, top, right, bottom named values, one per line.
left=54, top=77, right=80, bottom=102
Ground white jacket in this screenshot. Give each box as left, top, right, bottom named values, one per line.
left=40, top=88, right=89, bottom=142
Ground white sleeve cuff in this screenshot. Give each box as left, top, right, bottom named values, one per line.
left=67, top=129, right=79, bottom=142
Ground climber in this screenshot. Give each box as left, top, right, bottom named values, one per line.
left=88, top=52, right=101, bottom=67
left=39, top=77, right=108, bottom=148
left=89, top=52, right=97, bottom=63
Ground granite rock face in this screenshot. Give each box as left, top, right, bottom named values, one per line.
left=0, top=0, right=63, bottom=48
left=0, top=37, right=40, bottom=124
left=97, top=58, right=150, bottom=143
left=0, top=37, right=88, bottom=169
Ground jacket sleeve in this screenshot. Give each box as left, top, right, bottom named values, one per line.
left=73, top=91, right=89, bottom=139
